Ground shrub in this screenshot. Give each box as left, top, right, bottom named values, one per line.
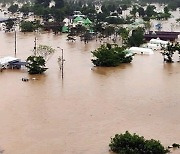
left=109, top=131, right=169, bottom=154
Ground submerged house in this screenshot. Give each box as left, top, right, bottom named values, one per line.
left=128, top=47, right=154, bottom=55
left=144, top=31, right=180, bottom=41
left=0, top=56, right=26, bottom=70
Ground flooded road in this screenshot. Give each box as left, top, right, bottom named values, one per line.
left=0, top=31, right=180, bottom=154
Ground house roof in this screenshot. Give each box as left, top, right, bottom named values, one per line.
left=84, top=18, right=92, bottom=25
left=74, top=16, right=84, bottom=22
left=0, top=56, right=20, bottom=65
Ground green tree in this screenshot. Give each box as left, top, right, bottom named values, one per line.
left=161, top=43, right=179, bottom=63
left=8, top=4, right=19, bottom=13
left=146, top=5, right=156, bottom=17
left=19, top=3, right=31, bottom=16
left=26, top=56, right=48, bottom=74
left=81, top=5, right=96, bottom=16
left=101, top=4, right=109, bottom=15
left=117, top=27, right=129, bottom=45
left=109, top=131, right=169, bottom=154
left=164, top=6, right=169, bottom=14
left=176, top=18, right=180, bottom=23
left=107, top=4, right=116, bottom=12
left=121, top=4, right=127, bottom=11
left=144, top=21, right=151, bottom=32
left=54, top=0, right=64, bottom=8
left=138, top=7, right=145, bottom=17
left=35, top=45, right=55, bottom=61
left=33, top=4, right=45, bottom=16
left=117, top=7, right=122, bottom=14
left=35, top=0, right=51, bottom=7
left=91, top=44, right=133, bottom=67
left=96, top=12, right=107, bottom=22
left=103, top=26, right=115, bottom=37
left=20, top=21, right=36, bottom=32
left=128, top=27, right=144, bottom=47
left=3, top=19, right=15, bottom=32
left=130, top=6, right=137, bottom=17
left=51, top=8, right=65, bottom=21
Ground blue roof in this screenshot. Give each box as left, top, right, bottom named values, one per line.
left=9, top=61, right=27, bottom=66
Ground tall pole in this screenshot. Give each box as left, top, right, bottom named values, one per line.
left=15, top=31, right=17, bottom=57
left=57, top=47, right=64, bottom=79
left=34, top=37, right=37, bottom=56
left=61, top=49, right=64, bottom=79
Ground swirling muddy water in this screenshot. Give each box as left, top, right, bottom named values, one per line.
left=0, top=21, right=180, bottom=154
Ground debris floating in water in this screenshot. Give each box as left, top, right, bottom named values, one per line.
left=172, top=143, right=180, bottom=148
left=168, top=143, right=180, bottom=149
left=22, top=78, right=29, bottom=82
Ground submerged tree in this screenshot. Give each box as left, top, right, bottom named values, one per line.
left=35, top=45, right=55, bottom=61
left=161, top=43, right=179, bottom=63
left=127, top=27, right=144, bottom=47
left=19, top=3, right=32, bottom=16
left=109, top=131, right=169, bottom=154
left=3, top=19, right=15, bottom=32
left=26, top=45, right=55, bottom=74
left=20, top=21, right=35, bottom=32
left=8, top=4, right=19, bottom=13
left=146, top=5, right=156, bottom=18
left=117, top=27, right=129, bottom=45
left=91, top=43, right=134, bottom=67
left=26, top=56, right=47, bottom=74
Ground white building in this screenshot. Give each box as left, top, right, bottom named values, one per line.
left=129, top=47, right=154, bottom=55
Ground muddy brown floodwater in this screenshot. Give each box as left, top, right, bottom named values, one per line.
left=0, top=31, right=180, bottom=154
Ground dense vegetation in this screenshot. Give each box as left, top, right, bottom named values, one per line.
left=1, top=0, right=176, bottom=33
left=161, top=43, right=180, bottom=63
left=109, top=131, right=169, bottom=154
left=26, top=56, right=47, bottom=74
left=128, top=27, right=144, bottom=47
left=139, top=0, right=180, bottom=10
left=91, top=44, right=134, bottom=67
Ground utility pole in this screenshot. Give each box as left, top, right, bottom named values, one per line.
left=15, top=31, right=17, bottom=57
left=61, top=48, right=64, bottom=79
left=57, top=47, right=64, bottom=79
left=34, top=37, right=37, bottom=56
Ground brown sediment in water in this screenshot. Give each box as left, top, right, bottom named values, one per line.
left=0, top=8, right=180, bottom=153
left=0, top=31, right=179, bottom=154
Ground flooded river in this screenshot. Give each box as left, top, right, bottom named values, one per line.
left=0, top=31, right=180, bottom=154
